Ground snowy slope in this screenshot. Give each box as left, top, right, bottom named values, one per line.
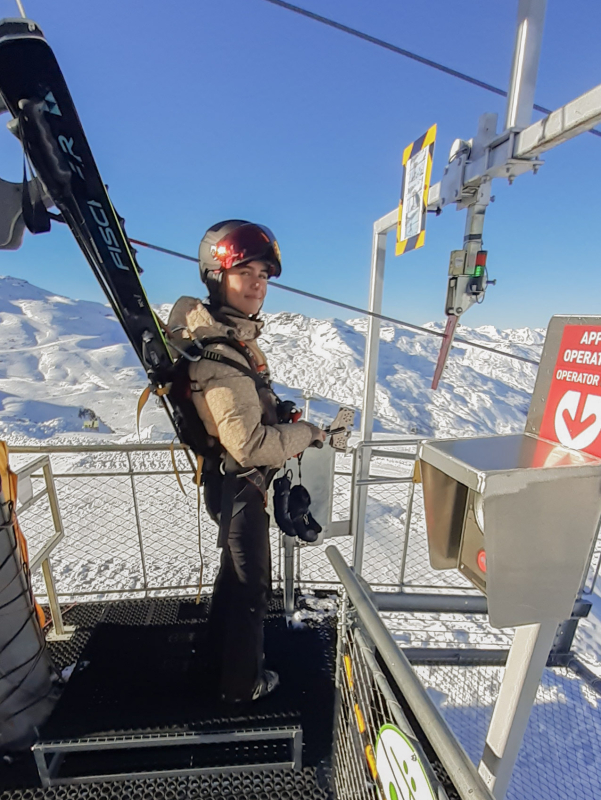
left=1, top=276, right=543, bottom=443
left=0, top=276, right=159, bottom=440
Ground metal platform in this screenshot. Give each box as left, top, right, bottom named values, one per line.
left=0, top=594, right=336, bottom=798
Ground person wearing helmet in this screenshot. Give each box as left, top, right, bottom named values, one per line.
left=167, top=220, right=325, bottom=703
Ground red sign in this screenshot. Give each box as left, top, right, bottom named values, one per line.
left=540, top=325, right=601, bottom=458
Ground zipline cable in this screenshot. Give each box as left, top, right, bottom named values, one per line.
left=128, top=237, right=541, bottom=367
left=261, top=0, right=601, bottom=140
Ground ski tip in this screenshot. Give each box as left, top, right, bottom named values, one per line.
left=0, top=18, right=45, bottom=44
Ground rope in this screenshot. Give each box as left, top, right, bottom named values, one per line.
left=261, top=0, right=601, bottom=140
left=128, top=238, right=541, bottom=367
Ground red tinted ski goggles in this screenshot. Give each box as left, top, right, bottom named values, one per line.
left=211, top=224, right=282, bottom=278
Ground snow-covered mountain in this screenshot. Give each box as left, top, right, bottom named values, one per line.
left=0, top=275, right=544, bottom=442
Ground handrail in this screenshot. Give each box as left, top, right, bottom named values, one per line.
left=326, top=545, right=496, bottom=800
left=14, top=455, right=71, bottom=640
left=9, top=443, right=188, bottom=453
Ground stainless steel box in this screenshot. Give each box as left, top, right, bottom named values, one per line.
left=419, top=433, right=601, bottom=628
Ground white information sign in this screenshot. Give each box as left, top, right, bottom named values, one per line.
left=399, top=146, right=428, bottom=242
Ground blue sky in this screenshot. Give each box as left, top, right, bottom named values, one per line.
left=1, top=0, right=600, bottom=330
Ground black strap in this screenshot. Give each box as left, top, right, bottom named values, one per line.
left=195, top=350, right=268, bottom=390
left=187, top=336, right=270, bottom=391
left=197, top=336, right=263, bottom=371
left=21, top=154, right=50, bottom=234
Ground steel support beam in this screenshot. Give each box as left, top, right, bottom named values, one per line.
left=403, top=648, right=509, bottom=667
left=352, top=208, right=396, bottom=573
left=373, top=590, right=591, bottom=618
left=505, top=0, right=547, bottom=130
left=373, top=591, right=488, bottom=614
left=516, top=82, right=601, bottom=156
left=478, top=619, right=557, bottom=799
left=359, top=208, right=397, bottom=443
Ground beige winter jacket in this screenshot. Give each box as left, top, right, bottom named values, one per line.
left=166, top=298, right=315, bottom=468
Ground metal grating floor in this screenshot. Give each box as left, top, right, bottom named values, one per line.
left=0, top=594, right=335, bottom=799
left=0, top=768, right=332, bottom=800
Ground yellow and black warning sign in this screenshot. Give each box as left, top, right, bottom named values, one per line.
left=396, top=124, right=437, bottom=256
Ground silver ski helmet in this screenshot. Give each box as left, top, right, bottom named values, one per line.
left=198, top=220, right=282, bottom=305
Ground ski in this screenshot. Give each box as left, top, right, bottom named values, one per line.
left=0, top=18, right=172, bottom=385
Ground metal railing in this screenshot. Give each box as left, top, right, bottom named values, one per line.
left=11, top=440, right=601, bottom=612
left=328, top=544, right=495, bottom=800
left=348, top=438, right=485, bottom=593
left=13, top=454, right=73, bottom=640
left=9, top=443, right=355, bottom=602
left=8, top=440, right=601, bottom=799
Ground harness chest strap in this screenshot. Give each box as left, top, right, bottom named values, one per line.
left=136, top=338, right=267, bottom=436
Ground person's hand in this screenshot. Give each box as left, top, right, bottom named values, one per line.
left=307, top=424, right=327, bottom=445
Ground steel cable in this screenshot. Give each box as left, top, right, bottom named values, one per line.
left=261, top=0, right=601, bottom=139
left=128, top=237, right=541, bottom=366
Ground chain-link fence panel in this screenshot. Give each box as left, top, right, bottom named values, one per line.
left=10, top=448, right=292, bottom=600
left=334, top=613, right=462, bottom=800
left=360, top=481, right=409, bottom=587
left=133, top=473, right=214, bottom=593
left=296, top=535, right=354, bottom=588
left=41, top=474, right=145, bottom=597
left=332, top=471, right=352, bottom=522
left=15, top=473, right=53, bottom=546
left=414, top=663, right=601, bottom=800
left=352, top=443, right=475, bottom=591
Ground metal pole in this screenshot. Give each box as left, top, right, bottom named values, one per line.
left=374, top=591, right=488, bottom=614
left=463, top=182, right=491, bottom=269
left=302, top=391, right=312, bottom=423
left=283, top=535, right=295, bottom=619
left=371, top=590, right=590, bottom=616
left=515, top=82, right=601, bottom=157
left=15, top=0, right=27, bottom=18
left=360, top=209, right=396, bottom=442
left=326, top=545, right=496, bottom=800
left=398, top=478, right=416, bottom=588
left=43, top=459, right=64, bottom=541
left=353, top=208, right=396, bottom=573
left=127, top=453, right=149, bottom=596
left=41, top=558, right=64, bottom=634
left=478, top=619, right=557, bottom=799
left=41, top=558, right=74, bottom=641
left=350, top=445, right=367, bottom=572
left=505, top=0, right=547, bottom=130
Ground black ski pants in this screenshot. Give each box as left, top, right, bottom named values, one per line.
left=204, top=472, right=271, bottom=702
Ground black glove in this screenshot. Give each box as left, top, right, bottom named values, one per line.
left=288, top=485, right=322, bottom=543
left=273, top=475, right=322, bottom=543
left=273, top=473, right=296, bottom=537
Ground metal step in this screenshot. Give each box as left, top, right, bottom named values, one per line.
left=33, top=726, right=303, bottom=786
